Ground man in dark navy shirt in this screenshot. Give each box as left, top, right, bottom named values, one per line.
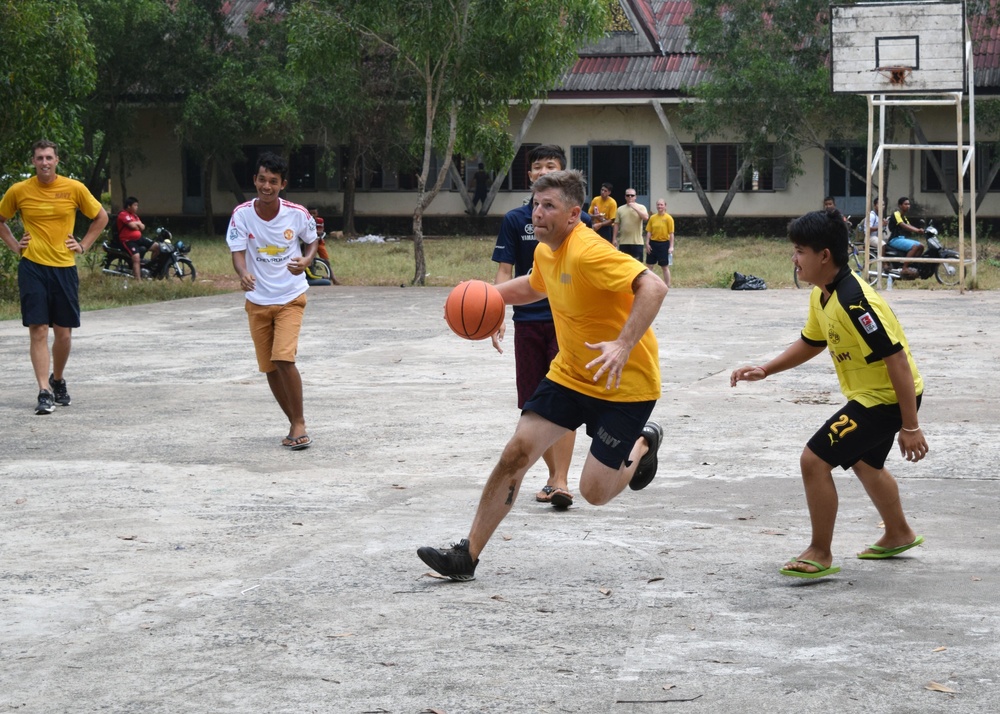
left=491, top=145, right=591, bottom=510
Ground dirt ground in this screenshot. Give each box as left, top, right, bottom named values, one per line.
left=1, top=286, right=998, bottom=713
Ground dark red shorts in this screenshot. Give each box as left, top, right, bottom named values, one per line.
left=513, top=320, right=559, bottom=409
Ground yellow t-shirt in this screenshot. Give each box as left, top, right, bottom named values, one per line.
left=802, top=269, right=923, bottom=407
left=646, top=212, right=675, bottom=242
left=528, top=222, right=661, bottom=402
left=0, top=175, right=103, bottom=267
left=588, top=195, right=617, bottom=222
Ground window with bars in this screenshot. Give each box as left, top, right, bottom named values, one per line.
left=231, top=145, right=320, bottom=191
left=922, top=144, right=1000, bottom=193
left=667, top=144, right=786, bottom=192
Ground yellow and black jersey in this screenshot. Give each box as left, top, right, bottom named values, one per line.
left=801, top=267, right=923, bottom=407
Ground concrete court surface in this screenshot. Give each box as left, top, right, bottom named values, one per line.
left=1, top=284, right=998, bottom=714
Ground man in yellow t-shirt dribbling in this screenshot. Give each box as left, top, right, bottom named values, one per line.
left=0, top=140, right=109, bottom=415
left=419, top=169, right=669, bottom=581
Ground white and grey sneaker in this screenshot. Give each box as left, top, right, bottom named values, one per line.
left=36, top=390, right=56, bottom=415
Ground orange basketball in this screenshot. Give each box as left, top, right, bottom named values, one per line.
left=444, top=280, right=505, bottom=341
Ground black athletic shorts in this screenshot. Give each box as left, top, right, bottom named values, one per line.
left=18, top=257, right=81, bottom=328
left=523, top=377, right=655, bottom=470
left=645, top=240, right=673, bottom=266
left=618, top=244, right=644, bottom=261
left=806, top=395, right=922, bottom=471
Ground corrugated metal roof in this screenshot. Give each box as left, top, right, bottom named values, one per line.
left=553, top=0, right=1000, bottom=97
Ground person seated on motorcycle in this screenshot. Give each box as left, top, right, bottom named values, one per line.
left=887, top=196, right=925, bottom=278
left=307, top=206, right=329, bottom=262
left=866, top=197, right=884, bottom=247
left=117, top=196, right=159, bottom=280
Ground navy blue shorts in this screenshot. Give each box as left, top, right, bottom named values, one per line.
left=618, top=244, right=644, bottom=261
left=523, top=378, right=656, bottom=469
left=806, top=395, right=922, bottom=471
left=645, top=240, right=673, bottom=266
left=18, top=258, right=81, bottom=328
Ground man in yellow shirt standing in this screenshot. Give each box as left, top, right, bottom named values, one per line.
left=645, top=198, right=675, bottom=287
left=419, top=169, right=668, bottom=581
left=588, top=182, right=617, bottom=243
left=0, top=140, right=108, bottom=414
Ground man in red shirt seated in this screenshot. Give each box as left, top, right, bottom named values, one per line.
left=117, top=196, right=158, bottom=279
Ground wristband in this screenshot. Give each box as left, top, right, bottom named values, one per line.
left=900, top=426, right=921, bottom=433
left=758, top=366, right=767, bottom=377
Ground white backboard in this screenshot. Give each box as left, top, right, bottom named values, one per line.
left=830, top=1, right=966, bottom=93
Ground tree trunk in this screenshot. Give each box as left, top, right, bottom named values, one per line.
left=716, top=158, right=751, bottom=225
left=342, top=138, right=361, bottom=236
left=202, top=156, right=215, bottom=235
left=411, top=207, right=426, bottom=286
left=219, top=161, right=247, bottom=205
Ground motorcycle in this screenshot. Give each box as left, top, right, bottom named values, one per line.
left=101, top=227, right=196, bottom=282
left=874, top=220, right=962, bottom=286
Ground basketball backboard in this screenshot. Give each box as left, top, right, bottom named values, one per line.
left=830, top=1, right=966, bottom=94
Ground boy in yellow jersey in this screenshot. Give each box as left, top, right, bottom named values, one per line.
left=0, top=140, right=108, bottom=414
left=731, top=210, right=927, bottom=579
left=419, top=170, right=668, bottom=581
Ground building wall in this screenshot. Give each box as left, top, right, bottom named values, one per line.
left=115, top=100, right=1000, bottom=225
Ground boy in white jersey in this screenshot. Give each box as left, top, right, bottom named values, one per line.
left=227, top=152, right=318, bottom=450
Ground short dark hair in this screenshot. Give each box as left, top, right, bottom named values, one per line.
left=32, top=139, right=58, bottom=157
left=532, top=170, right=586, bottom=210
left=125, top=196, right=139, bottom=209
left=255, top=151, right=287, bottom=181
left=788, top=210, right=849, bottom=267
left=601, top=182, right=613, bottom=191
left=897, top=196, right=910, bottom=206
left=527, top=144, right=568, bottom=170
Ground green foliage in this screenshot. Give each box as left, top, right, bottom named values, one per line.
left=0, top=0, right=96, bottom=186
left=683, top=0, right=866, bottom=179
left=304, top=0, right=608, bottom=283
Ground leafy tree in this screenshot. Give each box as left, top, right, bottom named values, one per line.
left=683, top=0, right=867, bottom=230
left=315, top=0, right=607, bottom=285
left=0, top=0, right=96, bottom=188
left=75, top=0, right=177, bottom=200
left=173, top=0, right=304, bottom=233
left=286, top=2, right=412, bottom=237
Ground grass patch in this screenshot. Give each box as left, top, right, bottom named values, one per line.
left=2, top=231, right=999, bottom=320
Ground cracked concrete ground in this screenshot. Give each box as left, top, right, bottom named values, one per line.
left=1, top=286, right=998, bottom=713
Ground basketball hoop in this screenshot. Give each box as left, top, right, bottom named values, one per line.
left=874, top=66, right=913, bottom=87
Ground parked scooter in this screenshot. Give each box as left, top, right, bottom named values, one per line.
left=876, top=220, right=961, bottom=286
left=101, top=227, right=196, bottom=282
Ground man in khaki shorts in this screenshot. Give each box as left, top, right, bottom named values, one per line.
left=227, top=152, right=318, bottom=450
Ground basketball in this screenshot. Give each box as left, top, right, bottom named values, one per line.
left=444, top=280, right=505, bottom=341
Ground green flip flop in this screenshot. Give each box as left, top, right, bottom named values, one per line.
left=780, top=559, right=841, bottom=579
left=857, top=535, right=924, bottom=559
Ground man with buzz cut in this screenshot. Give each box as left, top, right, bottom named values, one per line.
left=0, top=139, right=109, bottom=415
left=419, top=169, right=667, bottom=581
left=491, top=144, right=592, bottom=510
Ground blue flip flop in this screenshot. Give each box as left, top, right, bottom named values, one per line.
left=780, top=559, right=841, bottom=579
left=857, top=535, right=924, bottom=559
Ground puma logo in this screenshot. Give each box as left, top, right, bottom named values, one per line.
left=848, top=302, right=865, bottom=311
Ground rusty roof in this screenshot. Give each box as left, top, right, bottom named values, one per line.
left=552, top=0, right=1000, bottom=98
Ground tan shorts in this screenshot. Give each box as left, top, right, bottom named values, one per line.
left=245, top=293, right=307, bottom=372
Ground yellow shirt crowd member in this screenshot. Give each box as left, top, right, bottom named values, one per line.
left=646, top=212, right=675, bottom=242
left=0, top=175, right=103, bottom=268
left=528, top=221, right=661, bottom=402
left=588, top=194, right=617, bottom=223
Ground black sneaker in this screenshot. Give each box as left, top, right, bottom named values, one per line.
left=417, top=538, right=478, bottom=581
left=629, top=421, right=663, bottom=491
left=48, top=374, right=71, bottom=406
left=35, top=390, right=55, bottom=415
